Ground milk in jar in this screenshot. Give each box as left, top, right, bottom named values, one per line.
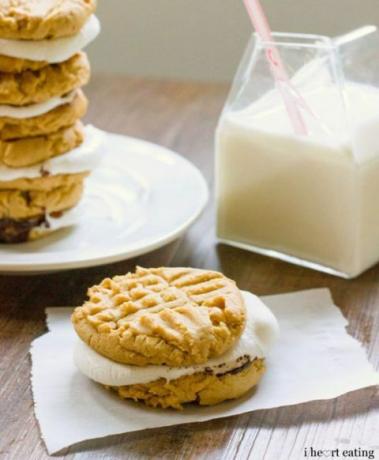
left=216, top=32, right=379, bottom=278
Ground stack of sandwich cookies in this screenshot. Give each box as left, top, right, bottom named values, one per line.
left=0, top=0, right=101, bottom=243
left=72, top=267, right=279, bottom=410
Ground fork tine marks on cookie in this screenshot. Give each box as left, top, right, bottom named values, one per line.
left=72, top=267, right=247, bottom=366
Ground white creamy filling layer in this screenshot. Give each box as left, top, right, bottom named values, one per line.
left=0, top=125, right=104, bottom=181
left=0, top=15, right=100, bottom=63
left=73, top=291, right=280, bottom=386
left=0, top=91, right=76, bottom=119
left=34, top=206, right=82, bottom=234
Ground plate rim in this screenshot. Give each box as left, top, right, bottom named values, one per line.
left=0, top=130, right=209, bottom=273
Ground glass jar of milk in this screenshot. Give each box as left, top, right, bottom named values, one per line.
left=216, top=29, right=379, bottom=278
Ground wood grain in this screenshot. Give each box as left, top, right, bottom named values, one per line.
left=0, top=75, right=378, bottom=460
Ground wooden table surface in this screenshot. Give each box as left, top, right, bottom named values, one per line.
left=0, top=76, right=378, bottom=460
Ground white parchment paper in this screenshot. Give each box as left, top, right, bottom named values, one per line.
left=30, top=289, right=379, bottom=454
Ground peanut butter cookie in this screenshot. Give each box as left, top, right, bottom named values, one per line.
left=0, top=170, right=88, bottom=191
left=0, top=54, right=47, bottom=73
left=0, top=171, right=87, bottom=220
left=108, top=357, right=265, bottom=410
left=0, top=120, right=84, bottom=167
left=0, top=0, right=96, bottom=40
left=72, top=267, right=247, bottom=367
left=0, top=52, right=90, bottom=105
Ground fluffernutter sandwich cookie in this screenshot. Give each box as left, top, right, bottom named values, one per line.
left=72, top=267, right=279, bottom=409
left=0, top=171, right=87, bottom=242
left=0, top=0, right=101, bottom=243
left=0, top=124, right=104, bottom=243
left=0, top=2, right=100, bottom=66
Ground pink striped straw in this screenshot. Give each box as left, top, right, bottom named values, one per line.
left=243, top=0, right=308, bottom=135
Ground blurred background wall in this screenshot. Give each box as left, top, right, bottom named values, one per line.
left=88, top=0, right=379, bottom=82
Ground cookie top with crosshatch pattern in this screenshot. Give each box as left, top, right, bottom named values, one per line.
left=0, top=0, right=96, bottom=40
left=72, top=266, right=247, bottom=367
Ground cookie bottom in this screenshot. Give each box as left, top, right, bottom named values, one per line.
left=106, top=358, right=265, bottom=410
left=0, top=210, right=73, bottom=243
left=0, top=215, right=47, bottom=243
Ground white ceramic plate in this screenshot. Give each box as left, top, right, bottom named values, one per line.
left=0, top=130, right=209, bottom=273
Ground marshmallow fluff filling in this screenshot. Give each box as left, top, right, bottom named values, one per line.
left=74, top=291, right=279, bottom=386
left=0, top=92, right=77, bottom=119
left=33, top=206, right=84, bottom=234
left=0, top=15, right=100, bottom=63
left=0, top=125, right=104, bottom=181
